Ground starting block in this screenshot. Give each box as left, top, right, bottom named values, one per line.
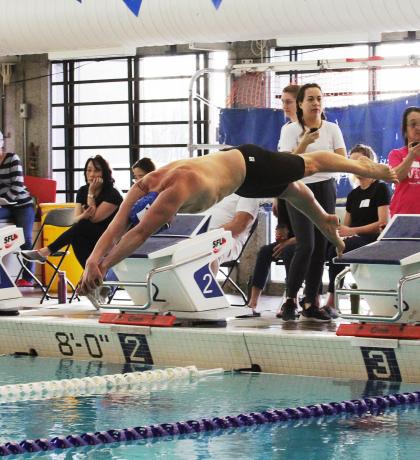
left=334, top=215, right=420, bottom=335
left=99, top=214, right=250, bottom=322
left=0, top=225, right=24, bottom=308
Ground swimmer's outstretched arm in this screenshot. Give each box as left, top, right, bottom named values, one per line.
left=79, top=184, right=189, bottom=295
left=79, top=182, right=147, bottom=294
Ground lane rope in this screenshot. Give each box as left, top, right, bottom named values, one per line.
left=0, top=366, right=223, bottom=403
left=0, top=390, right=419, bottom=456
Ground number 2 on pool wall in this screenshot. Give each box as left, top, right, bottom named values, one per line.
left=361, top=347, right=401, bottom=381
left=118, top=333, right=153, bottom=364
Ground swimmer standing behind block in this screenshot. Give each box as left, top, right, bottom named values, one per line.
left=79, top=144, right=397, bottom=295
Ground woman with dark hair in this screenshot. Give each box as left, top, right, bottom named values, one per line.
left=278, top=83, right=346, bottom=322
left=21, top=155, right=123, bottom=268
left=388, top=106, right=420, bottom=215
left=0, top=130, right=35, bottom=287
left=132, top=157, right=156, bottom=182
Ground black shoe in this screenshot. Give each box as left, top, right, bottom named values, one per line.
left=277, top=298, right=297, bottom=322
left=322, top=306, right=340, bottom=319
left=21, top=250, right=47, bottom=263
left=300, top=304, right=331, bottom=323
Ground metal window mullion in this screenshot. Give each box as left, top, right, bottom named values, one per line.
left=127, top=57, right=135, bottom=169
left=133, top=56, right=140, bottom=166
left=203, top=53, right=209, bottom=155
left=63, top=61, right=75, bottom=202
left=195, top=54, right=203, bottom=154
left=369, top=43, right=377, bottom=102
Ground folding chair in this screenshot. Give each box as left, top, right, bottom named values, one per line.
left=219, top=217, right=258, bottom=306
left=16, top=207, right=79, bottom=303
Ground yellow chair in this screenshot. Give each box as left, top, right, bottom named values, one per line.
left=16, top=206, right=82, bottom=303
left=39, top=203, right=83, bottom=293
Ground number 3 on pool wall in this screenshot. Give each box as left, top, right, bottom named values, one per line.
left=361, top=347, right=401, bottom=381
left=193, top=265, right=224, bottom=298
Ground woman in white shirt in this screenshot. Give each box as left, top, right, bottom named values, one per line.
left=278, top=83, right=346, bottom=322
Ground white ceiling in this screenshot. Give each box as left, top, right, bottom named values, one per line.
left=0, top=0, right=419, bottom=57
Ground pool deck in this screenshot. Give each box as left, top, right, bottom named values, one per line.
left=0, top=291, right=419, bottom=384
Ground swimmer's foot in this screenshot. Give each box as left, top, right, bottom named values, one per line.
left=321, top=214, right=345, bottom=257
left=358, top=156, right=398, bottom=183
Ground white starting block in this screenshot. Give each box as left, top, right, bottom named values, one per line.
left=0, top=225, right=24, bottom=307
left=101, top=214, right=250, bottom=322
left=334, top=214, right=420, bottom=325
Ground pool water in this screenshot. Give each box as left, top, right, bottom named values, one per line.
left=0, top=356, right=419, bottom=459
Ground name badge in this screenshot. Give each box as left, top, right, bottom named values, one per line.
left=359, top=199, right=370, bottom=208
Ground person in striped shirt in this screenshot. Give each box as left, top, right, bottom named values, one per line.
left=0, top=131, right=35, bottom=287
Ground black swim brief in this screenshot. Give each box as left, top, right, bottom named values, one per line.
left=231, top=144, right=305, bottom=198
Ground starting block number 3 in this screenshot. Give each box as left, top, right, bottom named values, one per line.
left=193, top=265, right=224, bottom=298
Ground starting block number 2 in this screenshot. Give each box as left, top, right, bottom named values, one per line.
left=193, top=265, right=224, bottom=298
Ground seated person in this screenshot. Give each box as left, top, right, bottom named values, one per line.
left=323, top=144, right=391, bottom=318
left=0, top=130, right=35, bottom=287
left=248, top=199, right=296, bottom=315
left=132, top=157, right=156, bottom=182
left=21, top=155, right=123, bottom=269
left=206, top=193, right=259, bottom=273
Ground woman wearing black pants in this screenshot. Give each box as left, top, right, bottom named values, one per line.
left=22, top=155, right=122, bottom=268
left=278, top=83, right=347, bottom=322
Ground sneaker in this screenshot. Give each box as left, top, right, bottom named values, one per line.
left=300, top=304, right=331, bottom=323
left=16, top=279, right=34, bottom=288
left=322, top=305, right=340, bottom=319
left=21, top=250, right=47, bottom=263
left=277, top=298, right=298, bottom=322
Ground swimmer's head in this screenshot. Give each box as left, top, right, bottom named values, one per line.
left=129, top=192, right=159, bottom=226
left=349, top=144, right=377, bottom=162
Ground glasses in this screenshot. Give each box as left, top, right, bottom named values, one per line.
left=281, top=99, right=295, bottom=106
left=408, top=121, right=420, bottom=129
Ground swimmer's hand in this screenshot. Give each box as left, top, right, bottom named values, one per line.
left=78, top=261, right=105, bottom=296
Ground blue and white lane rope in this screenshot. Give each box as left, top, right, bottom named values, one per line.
left=0, top=366, right=223, bottom=403
left=0, top=391, right=419, bottom=456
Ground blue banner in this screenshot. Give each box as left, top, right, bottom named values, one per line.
left=212, top=0, right=223, bottom=8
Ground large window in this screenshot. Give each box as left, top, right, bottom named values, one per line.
left=269, top=42, right=420, bottom=108
left=51, top=53, right=210, bottom=202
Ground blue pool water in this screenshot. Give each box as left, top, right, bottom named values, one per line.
left=0, top=356, right=420, bottom=459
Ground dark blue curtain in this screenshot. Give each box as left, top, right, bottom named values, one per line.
left=219, top=94, right=420, bottom=198
left=218, top=108, right=285, bottom=151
